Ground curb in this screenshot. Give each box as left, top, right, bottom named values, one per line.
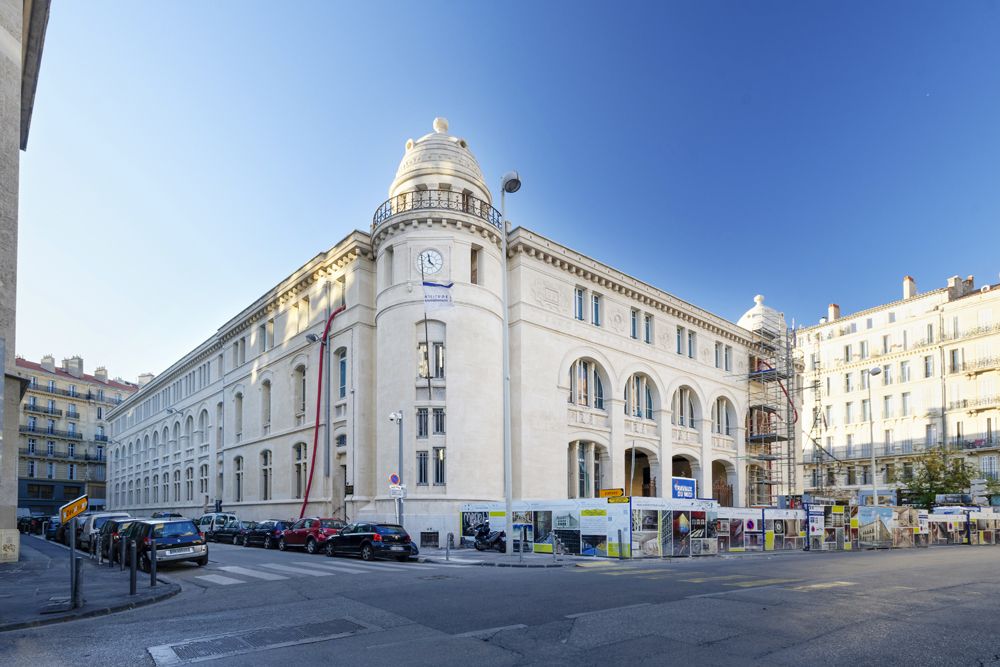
left=423, top=556, right=567, bottom=568
left=0, top=577, right=181, bottom=634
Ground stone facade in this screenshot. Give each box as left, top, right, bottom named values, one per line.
left=107, top=119, right=764, bottom=544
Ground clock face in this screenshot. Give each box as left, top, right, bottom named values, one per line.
left=416, top=249, right=443, bottom=275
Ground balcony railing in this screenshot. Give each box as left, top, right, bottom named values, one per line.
left=949, top=395, right=1000, bottom=412
left=27, top=384, right=124, bottom=405
left=94, top=434, right=109, bottom=442
left=372, top=189, right=502, bottom=230
left=19, top=425, right=84, bottom=440
left=65, top=411, right=81, bottom=420
left=809, top=434, right=1000, bottom=463
left=23, top=404, right=62, bottom=417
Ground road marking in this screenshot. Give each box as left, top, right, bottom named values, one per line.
left=218, top=566, right=288, bottom=581
left=259, top=563, right=334, bottom=576
left=292, top=560, right=370, bottom=574
left=195, top=574, right=244, bottom=586
left=455, top=624, right=528, bottom=639
left=789, top=581, right=856, bottom=591
left=575, top=561, right=615, bottom=569
left=724, top=578, right=801, bottom=588
left=565, top=603, right=651, bottom=619
left=335, top=560, right=425, bottom=571
left=680, top=574, right=751, bottom=583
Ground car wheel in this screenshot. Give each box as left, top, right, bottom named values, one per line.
left=305, top=538, right=317, bottom=555
left=264, top=537, right=272, bottom=550
left=278, top=538, right=287, bottom=551
left=360, top=543, right=375, bottom=561
left=325, top=542, right=335, bottom=557
left=196, top=556, right=208, bottom=567
left=241, top=536, right=249, bottom=547
left=232, top=535, right=239, bottom=545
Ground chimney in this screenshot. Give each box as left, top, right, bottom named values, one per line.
left=827, top=304, right=840, bottom=321
left=903, top=275, right=916, bottom=299
left=94, top=366, right=108, bottom=382
left=138, top=373, right=155, bottom=388
left=964, top=275, right=975, bottom=295
left=40, top=354, right=55, bottom=372
left=62, top=356, right=84, bottom=378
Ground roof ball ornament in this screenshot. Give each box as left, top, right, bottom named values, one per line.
left=755, top=294, right=765, bottom=305
left=433, top=117, right=449, bottom=134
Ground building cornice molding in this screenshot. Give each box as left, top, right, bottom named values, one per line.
left=370, top=214, right=503, bottom=253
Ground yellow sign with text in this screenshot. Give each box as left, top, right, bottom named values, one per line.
left=607, top=496, right=631, bottom=504
left=60, top=495, right=88, bottom=524
left=599, top=488, right=624, bottom=498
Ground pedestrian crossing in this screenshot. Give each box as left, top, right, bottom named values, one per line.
left=193, top=557, right=466, bottom=587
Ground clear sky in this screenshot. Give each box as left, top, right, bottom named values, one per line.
left=17, top=1, right=1000, bottom=382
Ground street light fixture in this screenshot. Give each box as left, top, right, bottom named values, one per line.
left=500, top=170, right=520, bottom=556
left=867, top=366, right=883, bottom=507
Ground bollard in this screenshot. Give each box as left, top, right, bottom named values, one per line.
left=129, top=541, right=137, bottom=596
left=445, top=533, right=452, bottom=561
left=69, top=517, right=78, bottom=608
left=96, top=535, right=102, bottom=565
left=519, top=526, right=526, bottom=563
left=110, top=537, right=117, bottom=568
left=617, top=529, right=624, bottom=561
left=73, top=555, right=83, bottom=609
left=150, top=538, right=157, bottom=587
left=120, top=536, right=126, bottom=571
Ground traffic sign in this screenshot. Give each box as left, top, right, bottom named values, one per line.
left=607, top=496, right=630, bottom=504
left=599, top=488, right=624, bottom=498
left=389, top=473, right=400, bottom=485
left=389, top=484, right=406, bottom=498
left=60, top=494, right=88, bottom=524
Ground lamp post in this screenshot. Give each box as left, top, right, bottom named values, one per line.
left=388, top=411, right=404, bottom=527
left=500, top=170, right=520, bottom=556
left=867, top=366, right=883, bottom=507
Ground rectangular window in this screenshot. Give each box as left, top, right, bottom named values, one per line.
left=859, top=340, right=869, bottom=359
left=724, top=345, right=732, bottom=371
left=644, top=314, right=653, bottom=344
left=338, top=350, right=347, bottom=399
left=417, top=451, right=428, bottom=485
left=715, top=342, right=722, bottom=368
left=888, top=312, right=896, bottom=323
left=574, top=288, right=585, bottom=321
left=630, top=309, right=639, bottom=339
left=433, top=342, right=445, bottom=378
left=949, top=349, right=961, bottom=373
left=866, top=317, right=873, bottom=329
left=924, top=355, right=934, bottom=378
left=591, top=294, right=602, bottom=326
left=926, top=323, right=934, bottom=344
left=27, top=461, right=36, bottom=477
left=258, top=323, right=267, bottom=353
left=687, top=330, right=696, bottom=359
left=901, top=392, right=911, bottom=416
left=470, top=247, right=480, bottom=285
left=47, top=462, right=55, bottom=479
left=47, top=441, right=54, bottom=456
left=882, top=335, right=890, bottom=354
left=68, top=464, right=76, bottom=480
left=298, top=297, right=309, bottom=332
left=883, top=395, right=893, bottom=418
left=432, top=408, right=446, bottom=435
left=676, top=327, right=684, bottom=355
left=900, top=361, right=910, bottom=382
left=844, top=373, right=853, bottom=392
left=433, top=447, right=446, bottom=485
left=824, top=405, right=832, bottom=427
left=902, top=330, right=908, bottom=350
left=267, top=318, right=275, bottom=349
left=882, top=365, right=893, bottom=385
left=416, top=408, right=429, bottom=438
left=861, top=369, right=869, bottom=390
left=810, top=353, right=818, bottom=371
left=845, top=402, right=854, bottom=424
left=862, top=399, right=870, bottom=422
left=843, top=344, right=852, bottom=363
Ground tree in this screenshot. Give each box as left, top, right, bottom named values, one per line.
left=896, top=448, right=975, bottom=509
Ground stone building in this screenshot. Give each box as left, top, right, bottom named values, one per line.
left=15, top=356, right=135, bottom=515
left=108, top=119, right=769, bottom=544
left=799, top=275, right=1000, bottom=503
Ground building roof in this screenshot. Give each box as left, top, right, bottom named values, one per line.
left=15, top=357, right=138, bottom=393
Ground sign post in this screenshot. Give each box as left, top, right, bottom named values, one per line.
left=389, top=474, right=403, bottom=526
left=60, top=495, right=88, bottom=609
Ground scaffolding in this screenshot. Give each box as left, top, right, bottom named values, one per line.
left=744, top=299, right=797, bottom=506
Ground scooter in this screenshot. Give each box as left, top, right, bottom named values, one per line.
left=473, top=522, right=506, bottom=552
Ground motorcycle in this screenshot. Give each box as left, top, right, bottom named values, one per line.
left=473, top=522, right=506, bottom=552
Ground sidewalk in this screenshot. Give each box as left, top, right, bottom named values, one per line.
left=0, top=534, right=180, bottom=633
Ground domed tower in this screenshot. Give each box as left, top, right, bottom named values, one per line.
left=363, top=118, right=505, bottom=534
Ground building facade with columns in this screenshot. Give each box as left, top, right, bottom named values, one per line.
left=107, top=119, right=769, bottom=544
left=798, top=274, right=1000, bottom=504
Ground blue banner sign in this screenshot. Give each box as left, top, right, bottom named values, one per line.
left=671, top=476, right=697, bottom=499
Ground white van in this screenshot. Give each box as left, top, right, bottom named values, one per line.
left=79, top=512, right=131, bottom=551
left=197, top=512, right=238, bottom=541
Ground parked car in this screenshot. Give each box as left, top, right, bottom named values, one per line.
left=151, top=511, right=185, bottom=519
left=279, top=517, right=347, bottom=554
left=242, top=520, right=294, bottom=549
left=324, top=523, right=418, bottom=561
left=19, top=515, right=45, bottom=534
left=213, top=519, right=256, bottom=545
left=197, top=513, right=238, bottom=541
left=124, top=518, right=208, bottom=571
left=98, top=517, right=141, bottom=562
left=44, top=516, right=61, bottom=540
left=79, top=512, right=131, bottom=551
left=59, top=512, right=92, bottom=546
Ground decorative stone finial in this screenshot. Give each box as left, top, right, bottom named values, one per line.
left=754, top=294, right=764, bottom=305
left=433, top=117, right=449, bottom=133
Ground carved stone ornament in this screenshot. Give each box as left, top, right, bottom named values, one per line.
left=531, top=279, right=563, bottom=312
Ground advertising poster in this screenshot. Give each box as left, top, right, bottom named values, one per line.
left=763, top=509, right=806, bottom=551
left=605, top=498, right=631, bottom=558
left=857, top=506, right=893, bottom=548
left=552, top=506, right=580, bottom=555
left=673, top=511, right=692, bottom=556
left=580, top=508, right=608, bottom=557
left=533, top=510, right=554, bottom=553
left=631, top=508, right=660, bottom=557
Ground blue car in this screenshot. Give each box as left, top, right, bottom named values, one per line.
left=44, top=516, right=60, bottom=540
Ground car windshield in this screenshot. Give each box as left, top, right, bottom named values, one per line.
left=152, top=521, right=199, bottom=538
left=320, top=520, right=344, bottom=529
left=258, top=521, right=274, bottom=529
left=375, top=525, right=406, bottom=535
left=94, top=515, right=124, bottom=529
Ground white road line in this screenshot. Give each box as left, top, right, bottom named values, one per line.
left=196, top=574, right=244, bottom=586
left=454, top=624, right=528, bottom=639
left=340, top=560, right=423, bottom=571
left=259, top=563, right=334, bottom=576
left=292, top=560, right=370, bottom=574
left=565, top=603, right=651, bottom=619
left=218, top=566, right=288, bottom=581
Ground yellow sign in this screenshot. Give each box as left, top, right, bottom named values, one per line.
left=60, top=495, right=88, bottom=524
left=599, top=488, right=624, bottom=498
left=607, top=496, right=630, bottom=504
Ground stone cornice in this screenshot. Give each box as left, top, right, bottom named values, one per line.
left=370, top=213, right=503, bottom=252
left=509, top=228, right=754, bottom=346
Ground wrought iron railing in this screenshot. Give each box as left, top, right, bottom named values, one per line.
left=372, top=189, right=502, bottom=230
left=24, top=404, right=62, bottom=417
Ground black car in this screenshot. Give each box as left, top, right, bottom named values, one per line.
left=214, top=519, right=256, bottom=545
left=98, top=517, right=141, bottom=562
left=122, top=518, right=208, bottom=571
left=242, top=520, right=293, bottom=549
left=324, top=523, right=418, bottom=562
left=151, top=511, right=185, bottom=519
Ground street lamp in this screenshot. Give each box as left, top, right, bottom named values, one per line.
left=388, top=411, right=404, bottom=526
left=500, top=170, right=520, bottom=556
left=867, top=365, right=882, bottom=507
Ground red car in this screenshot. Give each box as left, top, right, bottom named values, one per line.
left=278, top=517, right=347, bottom=554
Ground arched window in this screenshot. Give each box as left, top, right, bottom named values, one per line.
left=173, top=470, right=181, bottom=501
left=198, top=410, right=209, bottom=445
left=293, top=366, right=307, bottom=420
left=161, top=427, right=169, bottom=458
left=127, top=480, right=133, bottom=505
left=143, top=477, right=150, bottom=504
left=293, top=443, right=307, bottom=499
left=337, top=349, right=348, bottom=399
left=671, top=387, right=698, bottom=428
left=143, top=435, right=150, bottom=462
left=185, top=416, right=194, bottom=448
left=199, top=464, right=208, bottom=495
left=234, top=456, right=244, bottom=502
left=234, top=392, right=244, bottom=441
left=185, top=467, right=194, bottom=501
left=261, top=380, right=272, bottom=431
left=624, top=374, right=656, bottom=420
left=713, top=397, right=736, bottom=436
left=172, top=422, right=181, bottom=453
left=568, top=359, right=605, bottom=410
left=260, top=450, right=272, bottom=500
left=114, top=482, right=120, bottom=506
left=162, top=476, right=169, bottom=503
left=127, top=442, right=133, bottom=467
left=152, top=474, right=159, bottom=503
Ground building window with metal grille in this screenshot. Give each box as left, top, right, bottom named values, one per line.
left=433, top=448, right=446, bottom=485
left=416, top=408, right=429, bottom=438
left=417, top=451, right=429, bottom=485
left=432, top=408, right=446, bottom=435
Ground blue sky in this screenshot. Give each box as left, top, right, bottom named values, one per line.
left=18, top=1, right=1000, bottom=381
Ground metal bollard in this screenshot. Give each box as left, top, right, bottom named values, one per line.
left=120, top=536, right=126, bottom=571
left=617, top=529, right=625, bottom=561
left=446, top=533, right=452, bottom=561
left=96, top=535, right=102, bottom=565
left=519, top=526, right=526, bottom=563
left=129, top=541, right=137, bottom=596
left=150, top=538, right=157, bottom=587
left=73, top=555, right=83, bottom=609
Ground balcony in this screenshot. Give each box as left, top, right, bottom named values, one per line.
left=23, top=404, right=62, bottom=417
left=372, top=188, right=502, bottom=231
left=65, top=411, right=81, bottom=420
left=567, top=405, right=610, bottom=430
left=19, top=425, right=84, bottom=440
left=949, top=395, right=1000, bottom=413
left=94, top=434, right=109, bottom=442
left=672, top=425, right=700, bottom=447
left=963, top=356, right=1000, bottom=375
left=624, top=416, right=658, bottom=438
left=712, top=433, right=737, bottom=451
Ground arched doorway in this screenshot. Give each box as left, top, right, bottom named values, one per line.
left=625, top=446, right=659, bottom=497
left=671, top=454, right=702, bottom=498
left=712, top=459, right=736, bottom=506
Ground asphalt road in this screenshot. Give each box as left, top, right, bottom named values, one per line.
left=2, top=540, right=1000, bottom=666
